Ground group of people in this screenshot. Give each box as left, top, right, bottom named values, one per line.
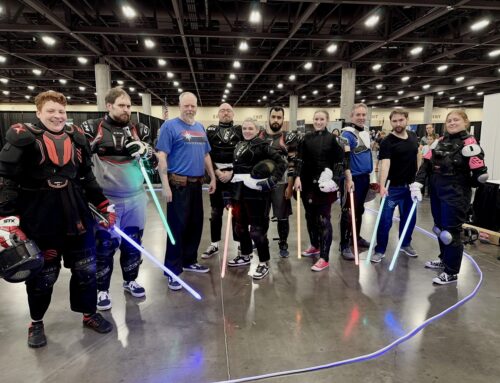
left=0, top=88, right=488, bottom=350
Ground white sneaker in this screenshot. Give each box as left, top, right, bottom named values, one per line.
left=97, top=290, right=112, bottom=311
left=201, top=245, right=219, bottom=259
left=123, top=281, right=146, bottom=298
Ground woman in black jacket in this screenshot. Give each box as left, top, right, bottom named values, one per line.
left=294, top=111, right=345, bottom=271
left=228, top=118, right=287, bottom=280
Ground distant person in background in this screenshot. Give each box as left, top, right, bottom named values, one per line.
left=373, top=131, right=386, bottom=172
left=420, top=124, right=437, bottom=146
left=332, top=128, right=341, bottom=137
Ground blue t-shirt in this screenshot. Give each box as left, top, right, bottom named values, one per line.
left=341, top=130, right=373, bottom=176
left=156, top=117, right=211, bottom=177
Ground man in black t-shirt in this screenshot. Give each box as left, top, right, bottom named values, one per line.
left=371, top=110, right=419, bottom=263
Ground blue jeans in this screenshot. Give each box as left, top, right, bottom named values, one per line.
left=375, top=186, right=416, bottom=254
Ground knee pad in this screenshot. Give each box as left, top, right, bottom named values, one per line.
left=29, top=263, right=60, bottom=292
left=95, top=230, right=119, bottom=257
left=71, top=249, right=97, bottom=287
left=432, top=226, right=442, bottom=237
left=439, top=230, right=456, bottom=246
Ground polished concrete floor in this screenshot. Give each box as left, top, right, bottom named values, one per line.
left=1, top=190, right=499, bottom=383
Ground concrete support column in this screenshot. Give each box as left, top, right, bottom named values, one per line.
left=289, top=94, right=298, bottom=131
left=481, top=93, right=500, bottom=179
left=141, top=93, right=152, bottom=115
left=424, top=95, right=434, bottom=124
left=95, top=63, right=111, bottom=111
left=366, top=106, right=373, bottom=128
left=340, top=67, right=356, bottom=121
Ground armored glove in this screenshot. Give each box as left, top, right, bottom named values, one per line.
left=409, top=182, right=423, bottom=202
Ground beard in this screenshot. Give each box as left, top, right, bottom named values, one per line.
left=270, top=122, right=282, bottom=132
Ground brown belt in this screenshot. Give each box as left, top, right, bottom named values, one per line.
left=168, top=173, right=204, bottom=186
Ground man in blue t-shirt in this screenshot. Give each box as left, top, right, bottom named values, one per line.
left=339, top=103, right=373, bottom=260
left=156, top=92, right=216, bottom=291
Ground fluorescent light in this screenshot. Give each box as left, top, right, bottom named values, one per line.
left=0, top=78, right=8, bottom=84
left=0, top=55, right=6, bottom=63
left=178, top=88, right=183, bottom=93
left=59, top=79, right=67, bottom=84
left=467, top=86, right=475, bottom=90
left=365, top=15, right=380, bottom=28
left=397, top=90, right=404, bottom=95
left=304, top=62, right=312, bottom=70
left=376, top=83, right=383, bottom=89
left=144, top=39, right=155, bottom=49
left=226, top=82, right=232, bottom=88
left=41, top=35, right=56, bottom=46
left=138, top=93, right=143, bottom=97
left=326, top=43, right=337, bottom=54
left=459, top=100, right=463, bottom=104
left=158, top=59, right=167, bottom=66
left=122, top=5, right=137, bottom=19
left=249, top=10, right=261, bottom=24
left=166, top=72, right=174, bottom=79
left=301, top=95, right=307, bottom=99
left=257, top=99, right=261, bottom=103
left=289, top=74, right=296, bottom=81
left=488, top=49, right=500, bottom=57
left=262, top=95, right=267, bottom=100
left=361, top=99, right=366, bottom=103
left=229, top=73, right=236, bottom=80
left=377, top=95, right=382, bottom=99
left=470, top=19, right=490, bottom=31
left=117, top=80, right=124, bottom=85
left=477, top=92, right=484, bottom=96
left=455, top=76, right=465, bottom=82
left=422, top=84, right=430, bottom=90
left=2, top=90, right=9, bottom=95
left=129, top=87, right=135, bottom=92
left=413, top=96, right=420, bottom=100
left=394, top=100, right=399, bottom=103
left=277, top=83, right=283, bottom=89
left=327, top=99, right=331, bottom=103
left=437, top=91, right=444, bottom=95
left=32, top=69, right=42, bottom=75
left=437, top=65, right=448, bottom=72
left=224, top=89, right=230, bottom=94
left=239, top=41, right=249, bottom=51
left=312, top=90, right=318, bottom=95
left=401, top=76, right=410, bottom=82
left=233, top=60, right=241, bottom=69
left=327, top=83, right=334, bottom=89
left=67, top=96, right=71, bottom=100
left=25, top=95, right=30, bottom=99
left=449, top=96, right=455, bottom=100
left=79, top=86, right=86, bottom=91
left=173, top=81, right=179, bottom=86
left=27, top=85, right=35, bottom=90
left=269, top=90, right=274, bottom=94
left=372, top=63, right=382, bottom=71
left=77, top=57, right=88, bottom=64
left=355, top=90, right=361, bottom=95
left=410, top=46, right=423, bottom=55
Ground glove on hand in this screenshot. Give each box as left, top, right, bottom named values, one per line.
left=409, top=182, right=423, bottom=202
left=0, top=216, right=27, bottom=249
left=125, top=140, right=153, bottom=159
left=257, top=177, right=277, bottom=192
left=96, top=201, right=117, bottom=228
left=231, top=174, right=263, bottom=191
left=318, top=168, right=333, bottom=183
left=319, top=179, right=339, bottom=193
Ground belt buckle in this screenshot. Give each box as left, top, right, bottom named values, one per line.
left=47, top=178, right=68, bottom=189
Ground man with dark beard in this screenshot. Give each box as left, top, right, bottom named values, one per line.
left=82, top=87, right=153, bottom=310
left=259, top=107, right=300, bottom=257
left=371, top=109, right=419, bottom=263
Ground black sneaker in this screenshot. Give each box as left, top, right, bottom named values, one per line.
left=279, top=241, right=289, bottom=258
left=168, top=276, right=182, bottom=291
left=227, top=254, right=251, bottom=267
left=357, top=237, right=370, bottom=249
left=253, top=264, right=270, bottom=280
left=28, top=321, right=47, bottom=348
left=201, top=245, right=218, bottom=259
left=182, top=263, right=210, bottom=273
left=425, top=259, right=445, bottom=269
left=433, top=272, right=458, bottom=285
left=83, top=313, right=113, bottom=333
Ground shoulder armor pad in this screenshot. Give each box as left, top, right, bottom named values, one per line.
left=284, top=131, right=299, bottom=145
left=136, top=122, right=150, bottom=139
left=5, top=123, right=38, bottom=146
left=65, top=124, right=87, bottom=146
left=462, top=143, right=482, bottom=157
left=206, top=124, right=218, bottom=131
left=81, top=119, right=100, bottom=138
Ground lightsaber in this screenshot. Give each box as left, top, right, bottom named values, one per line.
left=89, top=205, right=201, bottom=300
left=137, top=159, right=176, bottom=245
left=221, top=207, right=233, bottom=278
left=366, top=180, right=391, bottom=264
left=388, top=200, right=418, bottom=272
left=123, top=127, right=175, bottom=245
left=297, top=189, right=301, bottom=259
left=349, top=188, right=359, bottom=265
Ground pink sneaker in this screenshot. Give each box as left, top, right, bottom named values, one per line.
left=311, top=258, right=329, bottom=271
left=302, top=246, right=320, bottom=257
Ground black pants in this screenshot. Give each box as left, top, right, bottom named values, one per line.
left=302, top=194, right=334, bottom=262
left=26, top=229, right=97, bottom=321
left=340, top=174, right=370, bottom=249
left=209, top=180, right=234, bottom=243
left=165, top=182, right=204, bottom=275
left=430, top=175, right=471, bottom=275
left=233, top=195, right=271, bottom=263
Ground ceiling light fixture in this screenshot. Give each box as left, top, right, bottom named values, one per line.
left=239, top=41, right=249, bottom=51
left=304, top=62, right=312, bottom=70
left=376, top=83, right=383, bottom=89
left=437, top=65, right=448, bottom=72
left=355, top=90, right=361, bottom=95
left=178, top=88, right=183, bottom=93
left=301, top=95, right=307, bottom=99
left=401, top=76, right=410, bottom=82
left=289, top=74, right=296, bottom=81
left=277, top=83, right=283, bottom=89
left=470, top=19, right=490, bottom=31
left=455, top=76, right=465, bottom=82
left=0, top=55, right=6, bottom=63
left=377, top=95, right=382, bottom=99
left=32, top=69, right=42, bottom=75
left=158, top=59, right=167, bottom=66
left=437, top=91, right=444, bottom=95
left=413, top=96, right=420, bottom=100
left=262, top=95, right=267, bottom=100
left=59, top=79, right=67, bottom=84
left=488, top=49, right=500, bottom=57
left=410, top=46, right=423, bottom=55
left=77, top=57, right=88, bottom=64
left=249, top=10, right=261, bottom=24
left=233, top=60, right=241, bottom=69
left=2, top=90, right=9, bottom=95
left=467, top=86, right=475, bottom=90
left=477, top=91, right=484, bottom=96
left=173, top=81, right=179, bottom=86
left=326, top=43, right=338, bottom=54
left=327, top=99, right=331, bottom=103
left=122, top=5, right=137, bottom=19
left=27, top=85, right=35, bottom=90
left=166, top=72, right=174, bottom=78
left=79, top=86, right=86, bottom=91
left=41, top=35, right=56, bottom=46
left=422, top=84, right=430, bottom=90
left=144, top=39, right=155, bottom=49
left=229, top=73, right=236, bottom=80
left=312, top=90, right=318, bottom=95
left=0, top=78, right=8, bottom=84
left=129, top=87, right=135, bottom=92
left=397, top=90, right=404, bottom=95
left=372, top=63, right=382, bottom=71
left=226, top=82, right=232, bottom=88
left=117, top=80, right=124, bottom=85
left=327, top=83, right=334, bottom=89
left=449, top=96, right=456, bottom=100
left=364, top=14, right=380, bottom=28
